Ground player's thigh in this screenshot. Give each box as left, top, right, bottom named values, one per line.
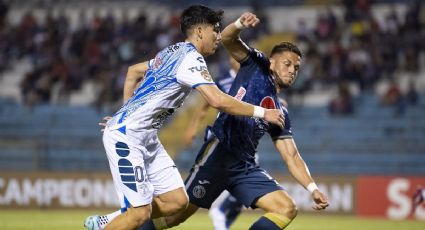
left=185, top=166, right=227, bottom=209
left=229, top=168, right=282, bottom=208
left=103, top=128, right=154, bottom=208
left=146, top=144, right=185, bottom=196
left=146, top=151, right=188, bottom=216
left=254, top=189, right=296, bottom=214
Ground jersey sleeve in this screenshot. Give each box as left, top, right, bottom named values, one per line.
left=175, top=51, right=216, bottom=88
left=268, top=106, right=293, bottom=140
left=240, top=47, right=270, bottom=72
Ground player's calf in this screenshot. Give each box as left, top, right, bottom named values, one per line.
left=105, top=205, right=152, bottom=230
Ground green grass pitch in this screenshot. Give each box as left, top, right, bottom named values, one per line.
left=0, top=209, right=423, bottom=230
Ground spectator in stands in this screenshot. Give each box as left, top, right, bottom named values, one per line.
left=405, top=81, right=419, bottom=106
left=329, top=82, right=354, bottom=116
left=381, top=79, right=406, bottom=115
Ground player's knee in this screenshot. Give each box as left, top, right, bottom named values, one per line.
left=279, top=198, right=297, bottom=219
left=164, top=193, right=189, bottom=215
left=127, top=206, right=152, bottom=226
left=172, top=193, right=189, bottom=213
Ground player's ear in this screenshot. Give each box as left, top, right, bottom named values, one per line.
left=270, top=58, right=276, bottom=70
left=196, top=25, right=203, bottom=40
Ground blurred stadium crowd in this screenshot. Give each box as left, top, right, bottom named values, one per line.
left=0, top=0, right=423, bottom=114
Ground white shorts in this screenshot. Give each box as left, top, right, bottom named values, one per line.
left=103, top=127, right=185, bottom=208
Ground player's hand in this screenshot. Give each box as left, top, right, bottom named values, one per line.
left=99, top=116, right=112, bottom=132
left=238, top=12, right=260, bottom=28
left=264, top=109, right=285, bottom=128
left=311, top=190, right=329, bottom=210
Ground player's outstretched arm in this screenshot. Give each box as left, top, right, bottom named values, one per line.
left=274, top=138, right=329, bottom=210
left=221, top=12, right=260, bottom=62
left=123, top=61, right=149, bottom=103
left=195, top=84, right=284, bottom=128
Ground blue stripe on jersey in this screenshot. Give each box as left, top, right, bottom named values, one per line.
left=113, top=42, right=195, bottom=123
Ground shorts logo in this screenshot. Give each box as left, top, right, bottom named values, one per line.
left=192, top=185, right=206, bottom=199
left=138, top=182, right=152, bottom=197
left=198, top=180, right=210, bottom=185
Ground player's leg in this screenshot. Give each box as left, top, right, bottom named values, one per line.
left=140, top=202, right=199, bottom=229
left=140, top=137, right=228, bottom=229
left=100, top=128, right=155, bottom=230
left=249, top=190, right=297, bottom=230
left=229, top=168, right=296, bottom=230
left=209, top=192, right=243, bottom=230
left=105, top=205, right=152, bottom=230
left=85, top=142, right=188, bottom=229
left=84, top=190, right=126, bottom=230
left=146, top=146, right=189, bottom=218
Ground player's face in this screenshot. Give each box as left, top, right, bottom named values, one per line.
left=200, top=23, right=222, bottom=56
left=270, top=51, right=301, bottom=88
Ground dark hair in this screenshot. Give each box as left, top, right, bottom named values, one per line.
left=180, top=5, right=223, bottom=36
left=270, top=42, right=302, bottom=58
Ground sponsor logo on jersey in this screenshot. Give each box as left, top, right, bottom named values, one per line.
left=152, top=57, right=163, bottom=70
left=197, top=56, right=205, bottom=63
left=235, top=87, right=246, bottom=101
left=192, top=185, right=206, bottom=198
left=188, top=66, right=212, bottom=82
left=200, top=70, right=212, bottom=82
left=188, top=66, right=208, bottom=73
left=152, top=108, right=175, bottom=129
left=260, top=96, right=276, bottom=109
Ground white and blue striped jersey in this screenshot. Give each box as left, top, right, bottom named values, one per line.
left=108, top=42, right=215, bottom=138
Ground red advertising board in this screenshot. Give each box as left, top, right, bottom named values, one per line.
left=357, top=176, right=425, bottom=220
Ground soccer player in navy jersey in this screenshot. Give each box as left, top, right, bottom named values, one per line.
left=83, top=6, right=284, bottom=230
left=140, top=12, right=329, bottom=230
left=183, top=56, right=244, bottom=230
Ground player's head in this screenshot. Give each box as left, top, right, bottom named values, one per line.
left=269, top=42, right=302, bottom=89
left=180, top=5, right=223, bottom=56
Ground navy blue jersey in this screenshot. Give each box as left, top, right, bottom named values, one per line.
left=211, top=48, right=292, bottom=164
left=215, top=69, right=236, bottom=94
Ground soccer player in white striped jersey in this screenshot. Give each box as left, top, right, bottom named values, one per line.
left=84, top=5, right=284, bottom=230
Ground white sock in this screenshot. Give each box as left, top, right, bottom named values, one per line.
left=99, top=210, right=122, bottom=228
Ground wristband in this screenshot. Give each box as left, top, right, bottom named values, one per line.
left=307, top=183, right=319, bottom=194
left=234, top=18, right=245, bottom=29
left=253, top=106, right=265, bottom=118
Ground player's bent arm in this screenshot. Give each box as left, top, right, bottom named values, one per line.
left=196, top=84, right=255, bottom=115
left=274, top=138, right=329, bottom=210
left=195, top=84, right=283, bottom=127
left=274, top=138, right=317, bottom=191
left=221, top=23, right=250, bottom=62
left=123, top=61, right=149, bottom=103
left=221, top=12, right=259, bottom=62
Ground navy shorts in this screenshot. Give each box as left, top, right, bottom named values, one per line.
left=185, top=138, right=283, bottom=209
